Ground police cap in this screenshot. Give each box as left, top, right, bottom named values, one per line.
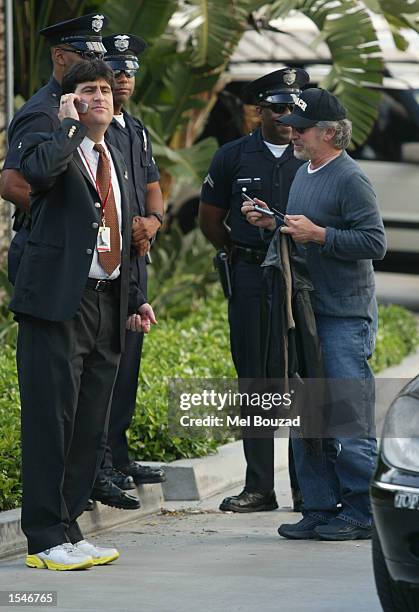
left=39, top=13, right=108, bottom=56
left=242, top=68, right=310, bottom=105
left=103, top=34, right=148, bottom=74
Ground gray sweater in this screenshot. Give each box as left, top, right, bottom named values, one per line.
left=285, top=151, right=386, bottom=320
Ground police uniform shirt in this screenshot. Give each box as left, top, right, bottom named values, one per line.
left=201, top=128, right=303, bottom=249
left=106, top=111, right=159, bottom=217
left=4, top=77, right=61, bottom=171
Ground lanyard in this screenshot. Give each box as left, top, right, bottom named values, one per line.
left=79, top=146, right=112, bottom=212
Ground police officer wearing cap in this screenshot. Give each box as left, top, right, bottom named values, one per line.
left=89, top=34, right=165, bottom=505
left=199, top=67, right=309, bottom=513
left=1, top=13, right=108, bottom=281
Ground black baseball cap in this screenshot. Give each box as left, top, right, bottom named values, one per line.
left=103, top=34, right=148, bottom=73
left=242, top=68, right=310, bottom=104
left=279, top=88, right=346, bottom=128
left=39, top=13, right=108, bottom=55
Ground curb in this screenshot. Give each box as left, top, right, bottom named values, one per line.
left=162, top=438, right=288, bottom=500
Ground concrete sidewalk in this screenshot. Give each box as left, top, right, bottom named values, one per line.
left=0, top=469, right=381, bottom=612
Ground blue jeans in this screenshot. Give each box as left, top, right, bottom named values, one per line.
left=292, top=314, right=378, bottom=528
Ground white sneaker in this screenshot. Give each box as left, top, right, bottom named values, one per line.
left=73, top=539, right=119, bottom=565
left=26, top=543, right=93, bottom=571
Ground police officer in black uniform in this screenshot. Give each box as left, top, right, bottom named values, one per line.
left=90, top=34, right=165, bottom=508
left=199, top=68, right=309, bottom=512
left=1, top=13, right=108, bottom=281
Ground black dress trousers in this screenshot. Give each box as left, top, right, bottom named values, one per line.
left=101, top=255, right=147, bottom=469
left=228, top=260, right=275, bottom=494
left=17, top=285, right=121, bottom=554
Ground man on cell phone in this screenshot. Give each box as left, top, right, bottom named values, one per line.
left=10, top=59, right=156, bottom=570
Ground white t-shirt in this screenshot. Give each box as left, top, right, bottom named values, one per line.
left=263, top=141, right=289, bottom=158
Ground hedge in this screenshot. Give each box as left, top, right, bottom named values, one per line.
left=0, top=295, right=417, bottom=511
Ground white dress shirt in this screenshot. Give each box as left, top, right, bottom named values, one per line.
left=78, top=136, right=123, bottom=280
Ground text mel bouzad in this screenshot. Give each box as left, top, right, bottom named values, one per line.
left=179, top=415, right=301, bottom=428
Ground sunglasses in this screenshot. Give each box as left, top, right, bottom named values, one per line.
left=113, top=69, right=137, bottom=79
left=262, top=103, right=295, bottom=114
left=58, top=47, right=104, bottom=61
left=294, top=125, right=317, bottom=134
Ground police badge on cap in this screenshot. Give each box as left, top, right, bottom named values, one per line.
left=91, top=15, right=105, bottom=33
left=103, top=34, right=148, bottom=74
left=242, top=67, right=310, bottom=105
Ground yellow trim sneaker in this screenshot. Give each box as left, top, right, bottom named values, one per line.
left=26, top=543, right=93, bottom=571
left=73, top=539, right=119, bottom=565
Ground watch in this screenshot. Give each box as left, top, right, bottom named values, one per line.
left=147, top=212, right=163, bottom=226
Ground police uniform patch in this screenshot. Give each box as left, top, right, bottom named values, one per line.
left=204, top=173, right=214, bottom=188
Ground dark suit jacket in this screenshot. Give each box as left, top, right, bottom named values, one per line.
left=9, top=117, right=145, bottom=351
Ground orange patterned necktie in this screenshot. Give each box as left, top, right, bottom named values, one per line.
left=94, top=144, right=121, bottom=275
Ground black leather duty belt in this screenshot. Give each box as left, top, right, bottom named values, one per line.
left=231, top=245, right=268, bottom=265
left=86, top=277, right=120, bottom=293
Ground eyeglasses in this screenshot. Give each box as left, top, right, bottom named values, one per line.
left=261, top=103, right=295, bottom=114
left=113, top=69, right=137, bottom=79
left=58, top=47, right=104, bottom=61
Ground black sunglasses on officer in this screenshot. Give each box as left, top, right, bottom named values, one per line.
left=260, top=102, right=295, bottom=114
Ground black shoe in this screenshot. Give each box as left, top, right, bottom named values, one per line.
left=91, top=477, right=140, bottom=510
left=84, top=499, right=94, bottom=512
left=219, top=490, right=278, bottom=513
left=314, top=517, right=372, bottom=541
left=100, top=467, right=136, bottom=491
left=118, top=461, right=166, bottom=485
left=278, top=515, right=328, bottom=540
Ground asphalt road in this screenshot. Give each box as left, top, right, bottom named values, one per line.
left=0, top=470, right=382, bottom=612
left=375, top=271, right=419, bottom=312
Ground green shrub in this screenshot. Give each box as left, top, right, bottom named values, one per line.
left=0, top=345, right=21, bottom=511
left=370, top=304, right=419, bottom=373
left=129, top=286, right=236, bottom=462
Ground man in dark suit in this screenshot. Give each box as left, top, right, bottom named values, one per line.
left=10, top=60, right=156, bottom=570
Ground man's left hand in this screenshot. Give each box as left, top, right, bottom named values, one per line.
left=138, top=302, right=157, bottom=334
left=280, top=214, right=326, bottom=244
left=132, top=216, right=160, bottom=242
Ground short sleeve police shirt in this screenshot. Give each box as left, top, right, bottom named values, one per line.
left=201, top=129, right=303, bottom=248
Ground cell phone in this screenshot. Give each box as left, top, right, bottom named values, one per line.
left=75, top=100, right=89, bottom=114
left=253, top=204, right=275, bottom=217
left=241, top=192, right=255, bottom=204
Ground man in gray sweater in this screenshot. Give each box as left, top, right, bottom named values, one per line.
left=243, top=88, right=387, bottom=540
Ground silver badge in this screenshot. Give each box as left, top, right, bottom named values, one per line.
left=92, top=14, right=104, bottom=33
left=114, top=35, right=130, bottom=52
left=283, top=69, right=297, bottom=86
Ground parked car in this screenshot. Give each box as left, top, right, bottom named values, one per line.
left=169, top=15, right=419, bottom=273
left=370, top=375, right=419, bottom=611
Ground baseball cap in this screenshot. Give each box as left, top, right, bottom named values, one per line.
left=279, top=88, right=346, bottom=128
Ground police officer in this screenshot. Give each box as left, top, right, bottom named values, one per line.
left=90, top=34, right=165, bottom=508
left=1, top=13, right=108, bottom=211
left=199, top=68, right=309, bottom=512
left=1, top=13, right=108, bottom=282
